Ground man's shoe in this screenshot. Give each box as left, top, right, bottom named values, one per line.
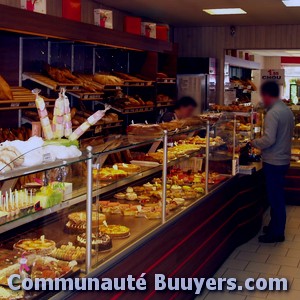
left=258, top=234, right=285, bottom=243
left=263, top=226, right=269, bottom=234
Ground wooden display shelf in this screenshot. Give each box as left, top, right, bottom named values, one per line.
left=0, top=4, right=173, bottom=53
left=0, top=87, right=55, bottom=111
left=156, top=77, right=176, bottom=84
left=123, top=80, right=154, bottom=87
left=94, top=120, right=123, bottom=134
left=157, top=101, right=175, bottom=107
left=68, top=91, right=104, bottom=101
left=111, top=105, right=154, bottom=114
left=22, top=72, right=82, bottom=91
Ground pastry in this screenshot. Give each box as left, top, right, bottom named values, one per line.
left=143, top=182, right=156, bottom=191
left=31, top=257, right=74, bottom=280
left=13, top=235, right=55, bottom=255
left=77, top=232, right=112, bottom=251
left=126, top=187, right=134, bottom=193
left=93, top=167, right=127, bottom=181
left=126, top=192, right=138, bottom=201
left=68, top=211, right=106, bottom=228
left=50, top=243, right=95, bottom=263
left=113, top=163, right=141, bottom=174
left=133, top=186, right=145, bottom=194
left=173, top=198, right=186, bottom=206
left=171, top=185, right=182, bottom=192
left=99, top=225, right=130, bottom=238
left=145, top=211, right=161, bottom=219
left=114, top=192, right=126, bottom=200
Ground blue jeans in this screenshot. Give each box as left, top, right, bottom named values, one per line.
left=263, top=162, right=289, bottom=237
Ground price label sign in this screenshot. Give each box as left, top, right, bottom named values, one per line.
left=261, top=69, right=285, bottom=85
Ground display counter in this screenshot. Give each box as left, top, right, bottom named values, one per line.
left=0, top=120, right=268, bottom=300
left=54, top=169, right=267, bottom=300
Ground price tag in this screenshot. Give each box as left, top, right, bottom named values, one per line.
left=27, top=102, right=35, bottom=107
left=43, top=152, right=52, bottom=163
left=11, top=102, right=20, bottom=107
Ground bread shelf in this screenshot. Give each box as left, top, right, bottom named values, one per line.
left=156, top=101, right=175, bottom=107
left=156, top=78, right=176, bottom=84
left=67, top=91, right=104, bottom=101
left=110, top=105, right=154, bottom=114
left=0, top=87, right=55, bottom=111
left=22, top=72, right=83, bottom=91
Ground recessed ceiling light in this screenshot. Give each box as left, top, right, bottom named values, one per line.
left=282, top=0, right=300, bottom=7
left=203, top=8, right=247, bottom=15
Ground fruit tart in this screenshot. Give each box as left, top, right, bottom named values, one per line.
left=13, top=235, right=55, bottom=255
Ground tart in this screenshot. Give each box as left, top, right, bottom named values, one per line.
left=68, top=212, right=106, bottom=227
left=77, top=232, right=112, bottom=251
left=133, top=186, right=145, bottom=194
left=113, top=163, right=141, bottom=174
left=114, top=192, right=126, bottom=200
left=94, top=167, right=127, bottom=181
left=13, top=235, right=55, bottom=255
left=99, top=225, right=130, bottom=238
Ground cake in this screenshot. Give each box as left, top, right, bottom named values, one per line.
left=65, top=212, right=106, bottom=233
left=77, top=232, right=112, bottom=251
left=99, top=225, right=130, bottom=238
left=127, top=124, right=163, bottom=137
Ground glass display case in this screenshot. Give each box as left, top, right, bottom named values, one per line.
left=291, top=109, right=300, bottom=164
left=0, top=122, right=234, bottom=298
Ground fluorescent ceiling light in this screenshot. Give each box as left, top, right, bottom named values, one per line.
left=203, top=8, right=247, bottom=15
left=282, top=0, right=300, bottom=7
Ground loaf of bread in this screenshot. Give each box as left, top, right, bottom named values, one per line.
left=0, top=75, right=13, bottom=100
left=93, top=73, right=123, bottom=86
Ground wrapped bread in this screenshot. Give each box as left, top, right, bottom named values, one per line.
left=63, top=90, right=72, bottom=137
left=52, top=91, right=65, bottom=139
left=33, top=89, right=53, bottom=140
left=0, top=75, right=13, bottom=100
left=68, top=105, right=111, bottom=141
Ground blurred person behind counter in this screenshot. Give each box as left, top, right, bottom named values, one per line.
left=159, top=96, right=197, bottom=123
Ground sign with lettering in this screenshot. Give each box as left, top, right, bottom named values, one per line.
left=261, top=69, right=285, bottom=85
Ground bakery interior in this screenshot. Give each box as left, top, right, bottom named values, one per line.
left=0, top=0, right=299, bottom=299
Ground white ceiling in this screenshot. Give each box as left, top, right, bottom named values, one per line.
left=249, top=50, right=300, bottom=56
left=96, top=0, right=300, bottom=26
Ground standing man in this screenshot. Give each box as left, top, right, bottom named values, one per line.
left=251, top=81, right=294, bottom=243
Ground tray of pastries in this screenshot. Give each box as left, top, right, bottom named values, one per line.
left=50, top=242, right=96, bottom=263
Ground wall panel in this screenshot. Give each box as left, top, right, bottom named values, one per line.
left=174, top=24, right=300, bottom=101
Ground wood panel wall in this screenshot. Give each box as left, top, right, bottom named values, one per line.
left=174, top=25, right=300, bottom=102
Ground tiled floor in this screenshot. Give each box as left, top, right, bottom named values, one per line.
left=196, top=206, right=300, bottom=300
